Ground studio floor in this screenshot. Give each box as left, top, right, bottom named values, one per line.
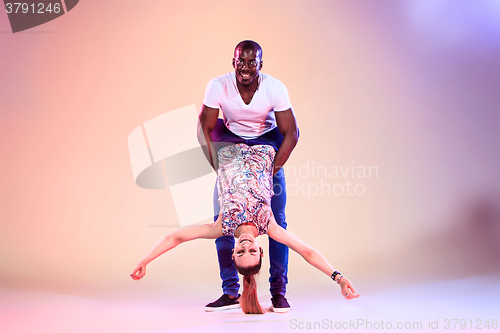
left=1, top=274, right=499, bottom=333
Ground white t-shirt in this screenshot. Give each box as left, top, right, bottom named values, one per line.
left=203, top=72, right=292, bottom=139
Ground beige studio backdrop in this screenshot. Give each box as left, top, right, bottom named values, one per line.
left=1, top=0, right=499, bottom=300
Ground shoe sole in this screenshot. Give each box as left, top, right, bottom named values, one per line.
left=271, top=306, right=290, bottom=313
left=204, top=304, right=241, bottom=312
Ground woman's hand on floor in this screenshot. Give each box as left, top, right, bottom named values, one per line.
left=130, top=262, right=147, bottom=280
left=339, top=278, right=360, bottom=300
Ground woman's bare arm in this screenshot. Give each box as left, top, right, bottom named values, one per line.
left=267, top=216, right=359, bottom=299
left=267, top=217, right=334, bottom=276
left=131, top=216, right=223, bottom=280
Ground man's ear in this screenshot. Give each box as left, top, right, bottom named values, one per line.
left=232, top=58, right=236, bottom=69
left=260, top=247, right=264, bottom=258
left=231, top=248, right=234, bottom=260
left=259, top=60, right=263, bottom=70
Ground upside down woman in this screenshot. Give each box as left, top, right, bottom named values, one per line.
left=130, top=143, right=360, bottom=314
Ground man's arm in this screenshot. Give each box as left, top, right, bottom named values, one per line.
left=197, top=104, right=220, bottom=171
left=274, top=108, right=298, bottom=175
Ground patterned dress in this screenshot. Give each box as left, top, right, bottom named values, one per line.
left=217, top=144, right=276, bottom=237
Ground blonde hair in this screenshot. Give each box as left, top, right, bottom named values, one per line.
left=234, top=253, right=264, bottom=314
left=240, top=275, right=264, bottom=314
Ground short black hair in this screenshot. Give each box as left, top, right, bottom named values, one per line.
left=234, top=40, right=262, bottom=59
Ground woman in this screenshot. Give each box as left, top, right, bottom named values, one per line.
left=131, top=144, right=359, bottom=314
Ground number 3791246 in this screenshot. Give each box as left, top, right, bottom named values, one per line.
left=5, top=3, right=62, bottom=14
left=444, top=319, right=498, bottom=330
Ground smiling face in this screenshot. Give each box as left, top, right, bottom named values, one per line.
left=232, top=233, right=263, bottom=268
left=232, top=47, right=263, bottom=87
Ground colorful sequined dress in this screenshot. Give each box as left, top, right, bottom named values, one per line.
left=217, top=144, right=275, bottom=237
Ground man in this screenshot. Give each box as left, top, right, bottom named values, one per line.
left=198, top=40, right=298, bottom=312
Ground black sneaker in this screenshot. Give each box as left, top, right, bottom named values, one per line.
left=205, top=294, right=241, bottom=312
left=271, top=294, right=290, bottom=313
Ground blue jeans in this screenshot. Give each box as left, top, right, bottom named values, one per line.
left=211, top=120, right=289, bottom=297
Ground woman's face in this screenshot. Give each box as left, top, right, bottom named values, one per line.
left=232, top=233, right=263, bottom=268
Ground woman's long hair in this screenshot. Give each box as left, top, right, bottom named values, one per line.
left=234, top=252, right=264, bottom=314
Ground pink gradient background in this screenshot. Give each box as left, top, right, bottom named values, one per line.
left=1, top=0, right=500, bottom=331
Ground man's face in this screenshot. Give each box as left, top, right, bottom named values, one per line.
left=232, top=47, right=262, bottom=86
